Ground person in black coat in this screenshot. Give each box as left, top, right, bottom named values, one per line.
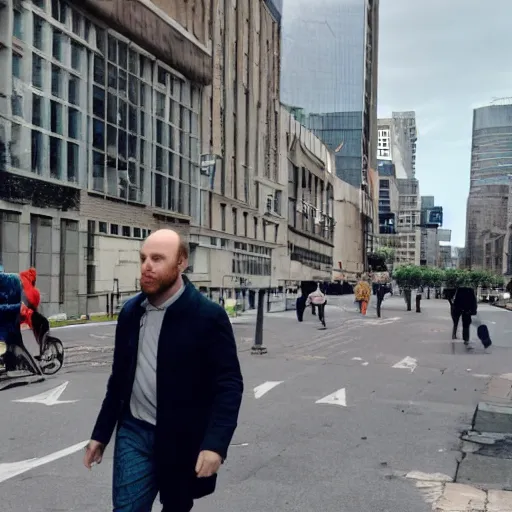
left=84, top=230, right=243, bottom=511
left=451, top=286, right=477, bottom=344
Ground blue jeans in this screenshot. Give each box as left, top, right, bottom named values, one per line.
left=113, top=413, right=194, bottom=512
left=113, top=413, right=159, bottom=511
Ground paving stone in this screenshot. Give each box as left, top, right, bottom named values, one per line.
left=487, top=490, right=512, bottom=511
left=434, top=483, right=486, bottom=511
left=486, top=377, right=512, bottom=400
left=457, top=454, right=512, bottom=490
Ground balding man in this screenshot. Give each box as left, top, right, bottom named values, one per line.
left=84, top=229, right=243, bottom=512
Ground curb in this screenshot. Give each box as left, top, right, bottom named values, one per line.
left=473, top=375, right=512, bottom=434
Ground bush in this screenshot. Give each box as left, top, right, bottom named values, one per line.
left=392, top=266, right=503, bottom=290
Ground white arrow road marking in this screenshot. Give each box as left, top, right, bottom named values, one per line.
left=392, top=356, right=417, bottom=373
left=0, top=441, right=88, bottom=483
left=316, top=388, right=347, bottom=407
left=253, top=381, right=283, bottom=399
left=13, top=381, right=78, bottom=406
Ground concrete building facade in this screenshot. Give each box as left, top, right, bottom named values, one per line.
left=282, top=107, right=335, bottom=282
left=0, top=0, right=212, bottom=315
left=192, top=0, right=286, bottom=292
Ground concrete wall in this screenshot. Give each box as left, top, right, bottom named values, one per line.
left=332, top=179, right=364, bottom=276
left=0, top=201, right=80, bottom=317
left=93, top=235, right=142, bottom=293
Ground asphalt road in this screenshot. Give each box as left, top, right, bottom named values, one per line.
left=1, top=294, right=511, bottom=511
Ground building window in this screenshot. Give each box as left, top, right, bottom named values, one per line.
left=149, top=61, right=200, bottom=213
left=90, top=31, right=148, bottom=202
left=243, top=212, right=248, bottom=237
left=32, top=54, right=44, bottom=89
left=31, top=130, right=43, bottom=174
left=13, top=9, right=23, bottom=40
left=220, top=204, right=226, bottom=231
left=11, top=94, right=23, bottom=118
left=232, top=208, right=237, bottom=235
left=32, top=94, right=43, bottom=127
left=12, top=53, right=22, bottom=79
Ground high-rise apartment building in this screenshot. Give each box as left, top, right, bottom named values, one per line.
left=466, top=101, right=512, bottom=273
left=281, top=0, right=379, bottom=189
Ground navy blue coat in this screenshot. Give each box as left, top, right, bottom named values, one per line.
left=91, top=277, right=244, bottom=503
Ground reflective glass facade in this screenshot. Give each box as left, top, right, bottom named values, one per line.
left=466, top=103, right=512, bottom=270
left=6, top=0, right=201, bottom=220
left=281, top=0, right=377, bottom=188
left=281, top=0, right=365, bottom=113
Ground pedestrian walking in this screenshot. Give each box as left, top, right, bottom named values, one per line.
left=306, top=283, right=327, bottom=328
left=84, top=229, right=244, bottom=512
left=354, top=277, right=371, bottom=315
left=450, top=286, right=492, bottom=349
left=296, top=288, right=307, bottom=322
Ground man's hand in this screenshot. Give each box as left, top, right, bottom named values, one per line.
left=83, top=440, right=105, bottom=469
left=195, top=450, right=222, bottom=478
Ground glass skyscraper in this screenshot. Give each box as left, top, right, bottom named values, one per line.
left=281, top=0, right=379, bottom=187
left=466, top=102, right=512, bottom=272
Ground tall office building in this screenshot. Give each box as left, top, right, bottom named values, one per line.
left=378, top=112, right=417, bottom=179
left=376, top=115, right=420, bottom=265
left=465, top=101, right=512, bottom=273
left=281, top=0, right=379, bottom=189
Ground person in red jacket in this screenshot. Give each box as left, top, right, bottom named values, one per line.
left=19, top=268, right=41, bottom=330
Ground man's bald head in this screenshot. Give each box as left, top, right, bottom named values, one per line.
left=139, top=229, right=188, bottom=301
left=143, top=229, right=189, bottom=261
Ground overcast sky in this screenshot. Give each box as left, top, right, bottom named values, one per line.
left=378, top=0, right=512, bottom=247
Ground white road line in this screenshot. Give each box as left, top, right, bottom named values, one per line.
left=366, top=317, right=401, bottom=326
left=392, top=356, right=418, bottom=373
left=316, top=388, right=347, bottom=407
left=352, top=357, right=363, bottom=361
left=13, top=382, right=78, bottom=406
left=0, top=441, right=88, bottom=483
left=253, top=381, right=283, bottom=399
